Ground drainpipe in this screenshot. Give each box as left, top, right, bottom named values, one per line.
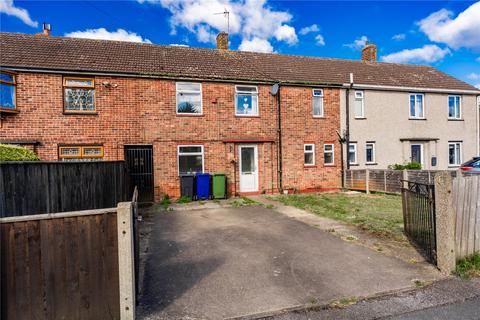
left=346, top=73, right=354, bottom=170
left=277, top=84, right=283, bottom=192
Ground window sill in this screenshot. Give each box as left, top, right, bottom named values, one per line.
left=365, top=162, right=378, bottom=166
left=235, top=115, right=260, bottom=118
left=354, top=117, right=367, bottom=120
left=409, top=118, right=427, bottom=121
left=313, top=116, right=325, bottom=119
left=324, top=164, right=336, bottom=167
left=0, top=108, right=19, bottom=114
left=448, top=118, right=464, bottom=121
left=176, top=113, right=205, bottom=117
left=63, top=111, right=98, bottom=115
left=448, top=165, right=461, bottom=168
left=349, top=163, right=359, bottom=166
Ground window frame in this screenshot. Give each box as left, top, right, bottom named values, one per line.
left=448, top=141, right=462, bottom=167
left=448, top=95, right=462, bottom=120
left=58, top=145, right=104, bottom=160
left=63, top=76, right=96, bottom=113
left=312, top=88, right=324, bottom=118
left=409, top=93, right=425, bottom=119
left=176, top=82, right=203, bottom=115
left=348, top=142, right=358, bottom=165
left=177, top=145, right=205, bottom=175
left=0, top=70, right=17, bottom=112
left=354, top=90, right=364, bottom=118
left=323, top=143, right=334, bottom=165
left=304, top=143, right=315, bottom=166
left=235, top=85, right=259, bottom=116
left=365, top=142, right=376, bottom=164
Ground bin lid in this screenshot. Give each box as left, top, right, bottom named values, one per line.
left=195, top=172, right=210, bottom=177
left=213, top=173, right=225, bottom=176
left=179, top=173, right=195, bottom=177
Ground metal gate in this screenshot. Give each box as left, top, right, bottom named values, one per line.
left=401, top=180, right=437, bottom=264
left=125, top=145, right=154, bottom=202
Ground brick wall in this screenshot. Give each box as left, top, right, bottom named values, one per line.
left=0, top=72, right=341, bottom=199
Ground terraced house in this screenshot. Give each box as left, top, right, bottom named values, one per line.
left=1, top=31, right=479, bottom=200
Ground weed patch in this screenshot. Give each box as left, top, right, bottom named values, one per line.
left=455, top=254, right=480, bottom=279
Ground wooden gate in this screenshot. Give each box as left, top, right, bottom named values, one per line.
left=401, top=180, right=437, bottom=264
left=125, top=145, right=154, bottom=202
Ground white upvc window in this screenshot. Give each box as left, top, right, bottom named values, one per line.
left=348, top=143, right=357, bottom=164
left=304, top=144, right=315, bottom=166
left=176, top=82, right=202, bottom=115
left=235, top=85, right=258, bottom=116
left=323, top=144, right=334, bottom=165
left=409, top=93, right=424, bottom=119
left=365, top=142, right=376, bottom=164
left=448, top=142, right=462, bottom=166
left=448, top=95, right=461, bottom=119
left=177, top=145, right=204, bottom=174
left=354, top=90, right=364, bottom=118
left=312, top=89, right=324, bottom=117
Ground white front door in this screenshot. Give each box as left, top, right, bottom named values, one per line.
left=239, top=145, right=258, bottom=192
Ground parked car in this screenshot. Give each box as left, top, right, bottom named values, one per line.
left=460, top=157, right=480, bottom=173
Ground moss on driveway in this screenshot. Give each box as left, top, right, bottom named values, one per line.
left=269, top=193, right=404, bottom=240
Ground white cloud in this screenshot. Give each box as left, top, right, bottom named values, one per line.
left=238, top=37, right=274, bottom=53
left=274, top=25, right=298, bottom=45
left=392, top=33, right=406, bottom=41
left=0, top=0, right=38, bottom=27
left=475, top=84, right=480, bottom=89
left=299, top=24, right=319, bottom=35
left=344, top=35, right=368, bottom=50
left=315, top=34, right=325, bottom=46
left=64, top=28, right=152, bottom=43
left=196, top=25, right=216, bottom=43
left=418, top=2, right=480, bottom=50
left=467, top=73, right=480, bottom=80
left=381, top=44, right=451, bottom=64
left=138, top=0, right=298, bottom=52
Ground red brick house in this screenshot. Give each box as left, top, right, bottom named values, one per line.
left=1, top=32, right=477, bottom=200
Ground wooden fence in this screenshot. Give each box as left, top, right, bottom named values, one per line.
left=0, top=200, right=137, bottom=320
left=345, top=169, right=454, bottom=194
left=453, top=174, right=480, bottom=260
left=0, top=161, right=129, bottom=217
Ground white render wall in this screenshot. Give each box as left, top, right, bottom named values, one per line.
left=340, top=89, right=479, bottom=170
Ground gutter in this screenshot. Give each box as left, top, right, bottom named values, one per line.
left=342, top=83, right=480, bottom=95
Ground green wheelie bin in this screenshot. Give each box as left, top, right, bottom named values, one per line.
left=212, top=173, right=226, bottom=199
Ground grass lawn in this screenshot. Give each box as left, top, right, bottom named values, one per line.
left=269, top=192, right=404, bottom=240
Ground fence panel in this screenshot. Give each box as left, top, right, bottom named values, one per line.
left=0, top=209, right=120, bottom=320
left=345, top=169, right=367, bottom=190
left=453, top=174, right=480, bottom=260
left=0, top=161, right=129, bottom=217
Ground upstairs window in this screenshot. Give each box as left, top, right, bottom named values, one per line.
left=178, top=145, right=204, bottom=174
left=176, top=82, right=202, bottom=115
left=354, top=91, right=364, bottom=118
left=63, top=77, right=95, bottom=113
left=448, top=96, right=461, bottom=119
left=0, top=71, right=16, bottom=111
left=323, top=144, right=334, bottom=165
left=235, top=85, right=258, bottom=116
left=409, top=93, right=424, bottom=119
left=312, top=89, right=324, bottom=117
left=59, top=145, right=103, bottom=161
left=304, top=144, right=315, bottom=166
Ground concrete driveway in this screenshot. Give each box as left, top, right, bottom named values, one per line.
left=137, top=204, right=439, bottom=320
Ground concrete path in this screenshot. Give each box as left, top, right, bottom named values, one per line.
left=137, top=204, right=440, bottom=320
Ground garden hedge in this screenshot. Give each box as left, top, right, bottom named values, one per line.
left=0, top=144, right=40, bottom=161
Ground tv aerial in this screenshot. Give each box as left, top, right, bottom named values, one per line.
left=214, top=8, right=230, bottom=34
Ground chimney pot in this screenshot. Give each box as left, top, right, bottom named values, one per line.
left=216, top=32, right=229, bottom=50
left=361, top=42, right=377, bottom=62
left=42, top=23, right=51, bottom=36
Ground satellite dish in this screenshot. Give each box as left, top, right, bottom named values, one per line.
left=270, top=83, right=279, bottom=96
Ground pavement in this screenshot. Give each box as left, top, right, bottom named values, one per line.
left=136, top=202, right=441, bottom=320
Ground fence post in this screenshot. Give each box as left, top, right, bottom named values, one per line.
left=434, top=172, right=456, bottom=275
left=402, top=169, right=408, bottom=188
left=117, top=202, right=136, bottom=320
left=365, top=169, right=370, bottom=194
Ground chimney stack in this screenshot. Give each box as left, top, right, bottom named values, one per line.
left=361, top=42, right=377, bottom=62
left=216, top=32, right=229, bottom=50
left=42, top=23, right=51, bottom=36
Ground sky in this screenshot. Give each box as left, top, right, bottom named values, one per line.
left=1, top=0, right=479, bottom=88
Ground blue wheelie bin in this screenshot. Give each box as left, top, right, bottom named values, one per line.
left=196, top=173, right=211, bottom=200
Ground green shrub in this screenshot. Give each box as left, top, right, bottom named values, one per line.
left=388, top=162, right=422, bottom=170
left=0, top=144, right=40, bottom=161
left=455, top=253, right=480, bottom=279
left=176, top=196, right=192, bottom=204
